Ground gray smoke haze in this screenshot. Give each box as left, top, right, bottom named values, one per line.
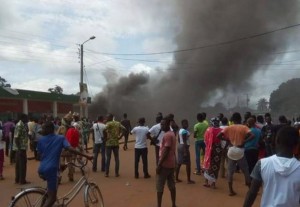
left=90, top=0, right=300, bottom=123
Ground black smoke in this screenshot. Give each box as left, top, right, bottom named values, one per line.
left=90, top=0, right=300, bottom=123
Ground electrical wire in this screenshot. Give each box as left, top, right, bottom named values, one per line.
left=84, top=22, right=300, bottom=56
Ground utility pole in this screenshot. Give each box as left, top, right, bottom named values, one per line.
left=80, top=44, right=84, bottom=85
left=79, top=36, right=96, bottom=118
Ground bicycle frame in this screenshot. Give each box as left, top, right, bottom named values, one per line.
left=57, top=175, right=89, bottom=206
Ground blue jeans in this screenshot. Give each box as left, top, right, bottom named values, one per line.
left=93, top=143, right=106, bottom=172
left=195, top=140, right=205, bottom=172
left=105, top=146, right=119, bottom=175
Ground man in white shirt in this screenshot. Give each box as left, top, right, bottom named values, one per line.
left=147, top=114, right=164, bottom=165
left=91, top=116, right=106, bottom=172
left=131, top=117, right=151, bottom=179
left=243, top=126, right=300, bottom=207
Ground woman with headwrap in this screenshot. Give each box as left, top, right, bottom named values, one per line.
left=203, top=117, right=223, bottom=188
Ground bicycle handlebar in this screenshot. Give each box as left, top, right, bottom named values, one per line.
left=64, top=157, right=90, bottom=171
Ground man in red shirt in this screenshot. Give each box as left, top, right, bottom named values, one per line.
left=64, top=126, right=80, bottom=181
left=156, top=117, right=177, bottom=207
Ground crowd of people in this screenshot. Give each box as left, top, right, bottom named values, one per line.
left=0, top=110, right=300, bottom=207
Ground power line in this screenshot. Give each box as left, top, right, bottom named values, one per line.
left=1, top=47, right=77, bottom=59
left=85, top=22, right=300, bottom=56
left=84, top=52, right=300, bottom=67
left=0, top=34, right=74, bottom=49
left=1, top=29, right=76, bottom=45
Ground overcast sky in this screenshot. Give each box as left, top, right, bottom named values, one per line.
left=1, top=0, right=300, bottom=109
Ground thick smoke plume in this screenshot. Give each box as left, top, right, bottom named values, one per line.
left=90, top=0, right=300, bottom=123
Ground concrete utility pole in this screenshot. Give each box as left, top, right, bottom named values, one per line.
left=79, top=36, right=96, bottom=118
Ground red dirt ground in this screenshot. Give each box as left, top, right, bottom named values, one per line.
left=1, top=136, right=261, bottom=207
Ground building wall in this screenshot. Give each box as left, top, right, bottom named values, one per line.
left=28, top=100, right=53, bottom=113
left=58, top=102, right=73, bottom=114
left=0, top=98, right=23, bottom=112
left=0, top=98, right=75, bottom=119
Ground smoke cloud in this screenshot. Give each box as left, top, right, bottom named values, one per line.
left=90, top=0, right=300, bottom=123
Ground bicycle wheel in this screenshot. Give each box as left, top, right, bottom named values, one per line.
left=9, top=188, right=47, bottom=207
left=84, top=182, right=104, bottom=207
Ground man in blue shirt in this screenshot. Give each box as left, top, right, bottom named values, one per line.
left=37, top=121, right=92, bottom=207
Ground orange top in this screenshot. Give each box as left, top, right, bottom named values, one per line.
left=222, top=124, right=251, bottom=146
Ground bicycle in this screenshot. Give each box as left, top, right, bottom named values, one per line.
left=9, top=157, right=104, bottom=207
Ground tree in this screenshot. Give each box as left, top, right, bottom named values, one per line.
left=269, top=78, right=300, bottom=116
left=257, top=98, right=269, bottom=112
left=48, top=85, right=63, bottom=94
left=0, top=76, right=11, bottom=87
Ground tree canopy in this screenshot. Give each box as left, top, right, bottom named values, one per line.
left=269, top=78, right=300, bottom=117
left=48, top=85, right=63, bottom=94
left=0, top=76, right=11, bottom=87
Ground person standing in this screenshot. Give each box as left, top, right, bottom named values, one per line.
left=82, top=118, right=91, bottom=152
left=217, top=112, right=254, bottom=196
left=104, top=113, right=125, bottom=177
left=91, top=116, right=106, bottom=172
left=243, top=126, right=300, bottom=207
left=175, top=119, right=195, bottom=184
left=245, top=118, right=261, bottom=174
left=193, top=113, right=209, bottom=175
left=32, top=118, right=43, bottom=160
left=0, top=126, right=4, bottom=180
left=2, top=118, right=15, bottom=158
left=261, top=115, right=275, bottom=157
left=64, top=125, right=80, bottom=182
left=203, top=118, right=223, bottom=188
left=121, top=113, right=132, bottom=151
left=131, top=117, right=151, bottom=179
left=219, top=117, right=229, bottom=178
left=156, top=117, right=177, bottom=207
left=148, top=114, right=164, bottom=165
left=13, top=114, right=29, bottom=185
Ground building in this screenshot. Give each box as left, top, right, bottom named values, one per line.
left=0, top=87, right=89, bottom=120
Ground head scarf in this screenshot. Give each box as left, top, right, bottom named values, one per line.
left=210, top=117, right=220, bottom=128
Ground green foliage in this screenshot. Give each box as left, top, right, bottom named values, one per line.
left=257, top=98, right=268, bottom=111
left=269, top=78, right=300, bottom=116
left=48, top=85, right=63, bottom=94
left=0, top=76, right=11, bottom=87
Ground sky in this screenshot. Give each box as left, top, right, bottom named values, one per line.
left=1, top=0, right=300, bottom=110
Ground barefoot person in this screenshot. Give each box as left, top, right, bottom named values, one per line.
left=37, top=121, right=92, bottom=207
left=156, top=117, right=177, bottom=207
left=203, top=117, right=223, bottom=189
left=175, top=119, right=195, bottom=184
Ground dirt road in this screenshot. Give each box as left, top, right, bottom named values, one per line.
left=1, top=138, right=261, bottom=207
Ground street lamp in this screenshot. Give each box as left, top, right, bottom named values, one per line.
left=80, top=36, right=96, bottom=118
